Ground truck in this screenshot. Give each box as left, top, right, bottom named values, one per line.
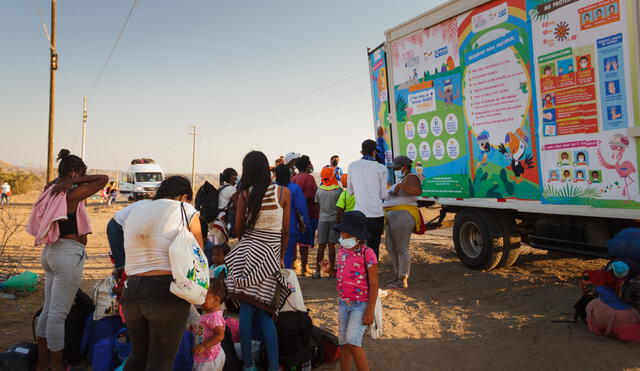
left=368, top=0, right=640, bottom=269
left=119, top=158, right=164, bottom=201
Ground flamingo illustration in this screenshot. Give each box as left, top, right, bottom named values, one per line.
left=596, top=134, right=636, bottom=199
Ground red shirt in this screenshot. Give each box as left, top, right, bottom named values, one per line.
left=292, top=172, right=319, bottom=219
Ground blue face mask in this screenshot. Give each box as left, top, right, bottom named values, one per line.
left=339, top=236, right=358, bottom=249
left=394, top=170, right=404, bottom=181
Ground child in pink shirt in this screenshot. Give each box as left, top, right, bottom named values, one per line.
left=192, top=279, right=227, bottom=371
left=333, top=211, right=379, bottom=371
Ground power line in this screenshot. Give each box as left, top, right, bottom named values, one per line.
left=88, top=0, right=140, bottom=96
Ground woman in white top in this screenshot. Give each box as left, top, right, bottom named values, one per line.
left=121, top=176, right=203, bottom=371
left=383, top=156, right=423, bottom=289
left=224, top=151, right=290, bottom=371
left=218, top=167, right=238, bottom=210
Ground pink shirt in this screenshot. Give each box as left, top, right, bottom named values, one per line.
left=193, top=310, right=225, bottom=363
left=336, top=245, right=377, bottom=302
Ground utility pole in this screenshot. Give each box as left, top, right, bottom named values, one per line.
left=81, top=96, right=87, bottom=160
left=190, top=125, right=197, bottom=188
left=46, top=0, right=58, bottom=182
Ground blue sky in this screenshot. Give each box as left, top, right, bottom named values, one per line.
left=1, top=0, right=445, bottom=174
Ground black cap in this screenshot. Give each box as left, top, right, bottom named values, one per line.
left=361, top=139, right=377, bottom=155
left=392, top=155, right=412, bottom=169
left=333, top=210, right=371, bottom=240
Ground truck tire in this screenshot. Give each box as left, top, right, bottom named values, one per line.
left=453, top=209, right=504, bottom=270
left=495, top=214, right=522, bottom=267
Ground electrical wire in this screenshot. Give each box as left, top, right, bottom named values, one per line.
left=88, top=0, right=140, bottom=96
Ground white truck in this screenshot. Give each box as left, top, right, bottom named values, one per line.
left=119, top=158, right=164, bottom=201
left=368, top=0, right=640, bottom=269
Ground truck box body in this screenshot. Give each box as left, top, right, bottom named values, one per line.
left=369, top=0, right=640, bottom=266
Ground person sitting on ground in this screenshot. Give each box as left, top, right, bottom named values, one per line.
left=275, top=163, right=310, bottom=270
left=336, top=174, right=355, bottom=224
left=121, top=176, right=204, bottom=371
left=30, top=149, right=108, bottom=371
left=383, top=156, right=424, bottom=289
left=224, top=151, right=290, bottom=371
left=292, top=155, right=318, bottom=276
left=192, top=279, right=227, bottom=371
left=314, top=167, right=342, bottom=278
left=333, top=211, right=379, bottom=371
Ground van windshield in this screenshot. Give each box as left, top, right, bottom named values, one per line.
left=135, top=172, right=163, bottom=182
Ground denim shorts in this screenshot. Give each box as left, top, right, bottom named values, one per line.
left=338, top=299, right=368, bottom=347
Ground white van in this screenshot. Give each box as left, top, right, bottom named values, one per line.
left=119, top=159, right=164, bottom=201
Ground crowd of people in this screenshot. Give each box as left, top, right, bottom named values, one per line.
left=28, top=135, right=427, bottom=371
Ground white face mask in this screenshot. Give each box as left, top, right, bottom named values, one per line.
left=339, top=236, right=358, bottom=249
left=394, top=169, right=404, bottom=181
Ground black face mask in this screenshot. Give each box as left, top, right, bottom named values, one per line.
left=331, top=160, right=338, bottom=167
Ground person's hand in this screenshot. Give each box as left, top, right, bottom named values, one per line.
left=193, top=344, right=206, bottom=355
left=51, top=179, right=73, bottom=195
left=377, top=125, right=384, bottom=138
left=280, top=258, right=285, bottom=268
left=362, top=309, right=374, bottom=326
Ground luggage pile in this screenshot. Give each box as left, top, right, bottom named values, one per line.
left=577, top=228, right=640, bottom=343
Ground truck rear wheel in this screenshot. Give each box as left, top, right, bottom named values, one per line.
left=453, top=209, right=504, bottom=270
left=496, top=214, right=522, bottom=267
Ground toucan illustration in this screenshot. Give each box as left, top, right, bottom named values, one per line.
left=498, top=128, right=534, bottom=183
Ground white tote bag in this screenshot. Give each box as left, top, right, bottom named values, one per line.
left=169, top=203, right=210, bottom=305
left=279, top=269, right=307, bottom=312
left=92, top=276, right=119, bottom=321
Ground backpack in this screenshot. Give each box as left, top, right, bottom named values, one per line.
left=91, top=327, right=130, bottom=371
left=195, top=181, right=221, bottom=241
left=172, top=331, right=194, bottom=371
left=80, top=314, right=124, bottom=359
left=311, top=326, right=340, bottom=365
left=0, top=342, right=38, bottom=371
left=607, top=228, right=640, bottom=260
left=586, top=298, right=640, bottom=343
left=32, top=289, right=95, bottom=361
left=224, top=188, right=238, bottom=239
left=580, top=269, right=623, bottom=297
left=276, top=311, right=313, bottom=370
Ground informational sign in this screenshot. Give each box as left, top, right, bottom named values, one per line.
left=530, top=0, right=640, bottom=208
left=390, top=18, right=470, bottom=197
left=368, top=45, right=394, bottom=184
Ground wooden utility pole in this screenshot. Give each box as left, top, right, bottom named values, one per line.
left=46, top=0, right=58, bottom=182
left=190, top=125, right=197, bottom=188
left=81, top=96, right=87, bottom=160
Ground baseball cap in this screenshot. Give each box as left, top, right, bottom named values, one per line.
left=284, top=152, right=301, bottom=164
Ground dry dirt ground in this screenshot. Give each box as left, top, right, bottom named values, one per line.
left=1, top=192, right=639, bottom=370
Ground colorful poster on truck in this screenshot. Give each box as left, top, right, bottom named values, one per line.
left=530, top=0, right=640, bottom=208
left=458, top=0, right=541, bottom=200
left=368, top=45, right=394, bottom=184
left=390, top=18, right=471, bottom=198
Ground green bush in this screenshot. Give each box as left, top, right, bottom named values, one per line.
left=0, top=171, right=42, bottom=195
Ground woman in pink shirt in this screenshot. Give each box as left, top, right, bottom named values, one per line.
left=333, top=211, right=379, bottom=371
left=34, top=149, right=108, bottom=371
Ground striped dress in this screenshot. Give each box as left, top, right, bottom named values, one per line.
left=225, top=184, right=290, bottom=313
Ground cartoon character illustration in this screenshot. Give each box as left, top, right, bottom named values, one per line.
left=476, top=131, right=491, bottom=169
left=559, top=151, right=570, bottom=166
left=575, top=170, right=585, bottom=181
left=562, top=169, right=572, bottom=181
left=549, top=170, right=559, bottom=181
left=597, top=134, right=637, bottom=199
left=578, top=56, right=589, bottom=71
left=543, top=94, right=554, bottom=108
left=412, top=68, right=419, bottom=80
left=438, top=79, right=459, bottom=107
left=498, top=128, right=535, bottom=183
left=575, top=151, right=587, bottom=166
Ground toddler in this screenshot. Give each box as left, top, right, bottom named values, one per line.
left=209, top=244, right=229, bottom=279
left=192, top=279, right=227, bottom=371
left=333, top=211, right=379, bottom=371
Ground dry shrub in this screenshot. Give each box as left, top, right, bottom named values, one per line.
left=0, top=170, right=42, bottom=195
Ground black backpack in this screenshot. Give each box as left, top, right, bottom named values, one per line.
left=0, top=342, right=38, bottom=371
left=195, top=181, right=221, bottom=241
left=32, top=288, right=95, bottom=361
left=276, top=311, right=313, bottom=369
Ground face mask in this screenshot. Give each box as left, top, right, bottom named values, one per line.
left=394, top=170, right=404, bottom=180
left=339, top=236, right=357, bottom=249
left=331, top=160, right=338, bottom=167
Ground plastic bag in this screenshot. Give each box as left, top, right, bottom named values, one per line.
left=169, top=203, right=209, bottom=305
left=280, top=269, right=306, bottom=312
left=0, top=271, right=38, bottom=291
left=92, top=276, right=119, bottom=321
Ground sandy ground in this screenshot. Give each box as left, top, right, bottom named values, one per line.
left=1, top=192, right=639, bottom=370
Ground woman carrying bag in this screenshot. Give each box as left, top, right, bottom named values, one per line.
left=121, top=176, right=204, bottom=371
left=224, top=151, right=291, bottom=371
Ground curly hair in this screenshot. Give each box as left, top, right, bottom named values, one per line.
left=208, top=277, right=227, bottom=301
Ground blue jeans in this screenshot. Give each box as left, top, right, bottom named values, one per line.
left=283, top=234, right=298, bottom=269
left=239, top=302, right=278, bottom=371
left=338, top=299, right=368, bottom=347
left=106, top=218, right=125, bottom=269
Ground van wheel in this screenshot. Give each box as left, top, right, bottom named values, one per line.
left=496, top=214, right=522, bottom=267
left=453, top=209, right=504, bottom=270
left=128, top=195, right=134, bottom=202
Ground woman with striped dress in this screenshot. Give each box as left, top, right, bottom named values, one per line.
left=225, top=151, right=291, bottom=371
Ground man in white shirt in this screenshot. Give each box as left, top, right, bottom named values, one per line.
left=347, top=139, right=388, bottom=258
left=1, top=182, right=11, bottom=206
